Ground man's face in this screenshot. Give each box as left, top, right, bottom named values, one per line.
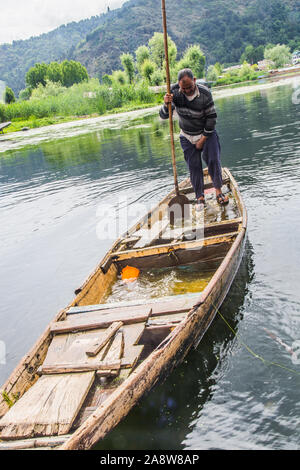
left=179, top=76, right=196, bottom=96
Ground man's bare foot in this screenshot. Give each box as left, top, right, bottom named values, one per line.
left=216, top=190, right=229, bottom=205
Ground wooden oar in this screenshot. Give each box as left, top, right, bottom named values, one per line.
left=161, top=0, right=190, bottom=224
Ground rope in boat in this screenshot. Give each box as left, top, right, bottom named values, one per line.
left=213, top=303, right=300, bottom=377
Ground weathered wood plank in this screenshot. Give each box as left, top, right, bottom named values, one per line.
left=0, top=434, right=71, bottom=450
left=169, top=217, right=242, bottom=241
left=116, top=237, right=235, bottom=270
left=121, top=323, right=145, bottom=368
left=86, top=322, right=123, bottom=357
left=102, top=330, right=124, bottom=366
left=150, top=296, right=199, bottom=316
left=67, top=293, right=199, bottom=316
left=50, top=307, right=152, bottom=335
left=96, top=369, right=119, bottom=378
left=41, top=362, right=121, bottom=374
left=121, top=346, right=144, bottom=368
left=0, top=373, right=95, bottom=439
left=43, top=329, right=109, bottom=367
left=147, top=312, right=187, bottom=326
left=113, top=232, right=236, bottom=261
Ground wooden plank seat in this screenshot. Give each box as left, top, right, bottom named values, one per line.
left=164, top=217, right=242, bottom=243
left=118, top=211, right=239, bottom=252
left=112, top=232, right=237, bottom=261
left=99, top=232, right=237, bottom=273
left=50, top=306, right=152, bottom=334
left=67, top=293, right=200, bottom=316
left=114, top=233, right=238, bottom=270
left=42, top=321, right=143, bottom=373
left=43, top=311, right=148, bottom=374
left=39, top=330, right=124, bottom=374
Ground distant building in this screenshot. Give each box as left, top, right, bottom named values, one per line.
left=292, top=51, right=300, bottom=65
left=83, top=92, right=96, bottom=99
left=223, top=64, right=242, bottom=72
left=257, top=59, right=274, bottom=70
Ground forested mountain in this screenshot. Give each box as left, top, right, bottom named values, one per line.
left=73, top=0, right=300, bottom=79
left=1, top=0, right=299, bottom=94
left=0, top=10, right=119, bottom=93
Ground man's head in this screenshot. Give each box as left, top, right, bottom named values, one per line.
left=178, top=68, right=196, bottom=96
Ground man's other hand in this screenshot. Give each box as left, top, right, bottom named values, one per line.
left=195, top=136, right=207, bottom=150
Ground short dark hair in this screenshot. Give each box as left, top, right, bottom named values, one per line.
left=178, top=68, right=194, bottom=82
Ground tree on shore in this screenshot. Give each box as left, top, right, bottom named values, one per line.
left=240, top=44, right=265, bottom=64
left=61, top=60, right=89, bottom=87
left=141, top=60, right=156, bottom=83
left=46, top=62, right=63, bottom=83
left=176, top=45, right=205, bottom=78
left=112, top=70, right=127, bottom=85
left=120, top=53, right=135, bottom=83
left=26, top=63, right=48, bottom=88
left=206, top=65, right=219, bottom=81
left=5, top=86, right=15, bottom=104
left=135, top=45, right=150, bottom=73
left=25, top=60, right=89, bottom=90
left=264, top=44, right=291, bottom=68
left=148, top=32, right=177, bottom=70
left=102, top=74, right=112, bottom=86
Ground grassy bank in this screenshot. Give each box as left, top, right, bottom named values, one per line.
left=0, top=79, right=163, bottom=134
left=1, top=102, right=161, bottom=134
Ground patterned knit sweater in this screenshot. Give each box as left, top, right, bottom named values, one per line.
left=159, top=83, right=217, bottom=137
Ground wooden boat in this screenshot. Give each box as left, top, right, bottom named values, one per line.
left=0, top=167, right=247, bottom=450
left=0, top=121, right=11, bottom=134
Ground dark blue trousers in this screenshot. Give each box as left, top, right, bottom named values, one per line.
left=180, top=130, right=223, bottom=199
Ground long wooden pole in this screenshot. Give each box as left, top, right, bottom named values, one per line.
left=161, top=0, right=179, bottom=196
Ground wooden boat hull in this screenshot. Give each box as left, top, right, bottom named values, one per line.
left=0, top=167, right=247, bottom=450
left=61, top=230, right=246, bottom=450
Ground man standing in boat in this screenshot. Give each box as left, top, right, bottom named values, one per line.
left=160, top=68, right=228, bottom=209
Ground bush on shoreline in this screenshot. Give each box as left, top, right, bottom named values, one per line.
left=214, top=63, right=261, bottom=86
left=0, top=79, right=158, bottom=123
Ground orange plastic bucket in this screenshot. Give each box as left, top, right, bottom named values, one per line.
left=121, top=266, right=140, bottom=283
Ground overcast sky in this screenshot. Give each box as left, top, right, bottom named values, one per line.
left=0, top=0, right=127, bottom=45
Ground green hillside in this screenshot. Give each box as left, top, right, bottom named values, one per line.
left=1, top=0, right=299, bottom=94
left=73, top=0, right=299, bottom=79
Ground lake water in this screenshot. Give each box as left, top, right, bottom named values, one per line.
left=0, top=80, right=299, bottom=450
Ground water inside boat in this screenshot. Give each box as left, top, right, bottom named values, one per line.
left=102, top=261, right=221, bottom=304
